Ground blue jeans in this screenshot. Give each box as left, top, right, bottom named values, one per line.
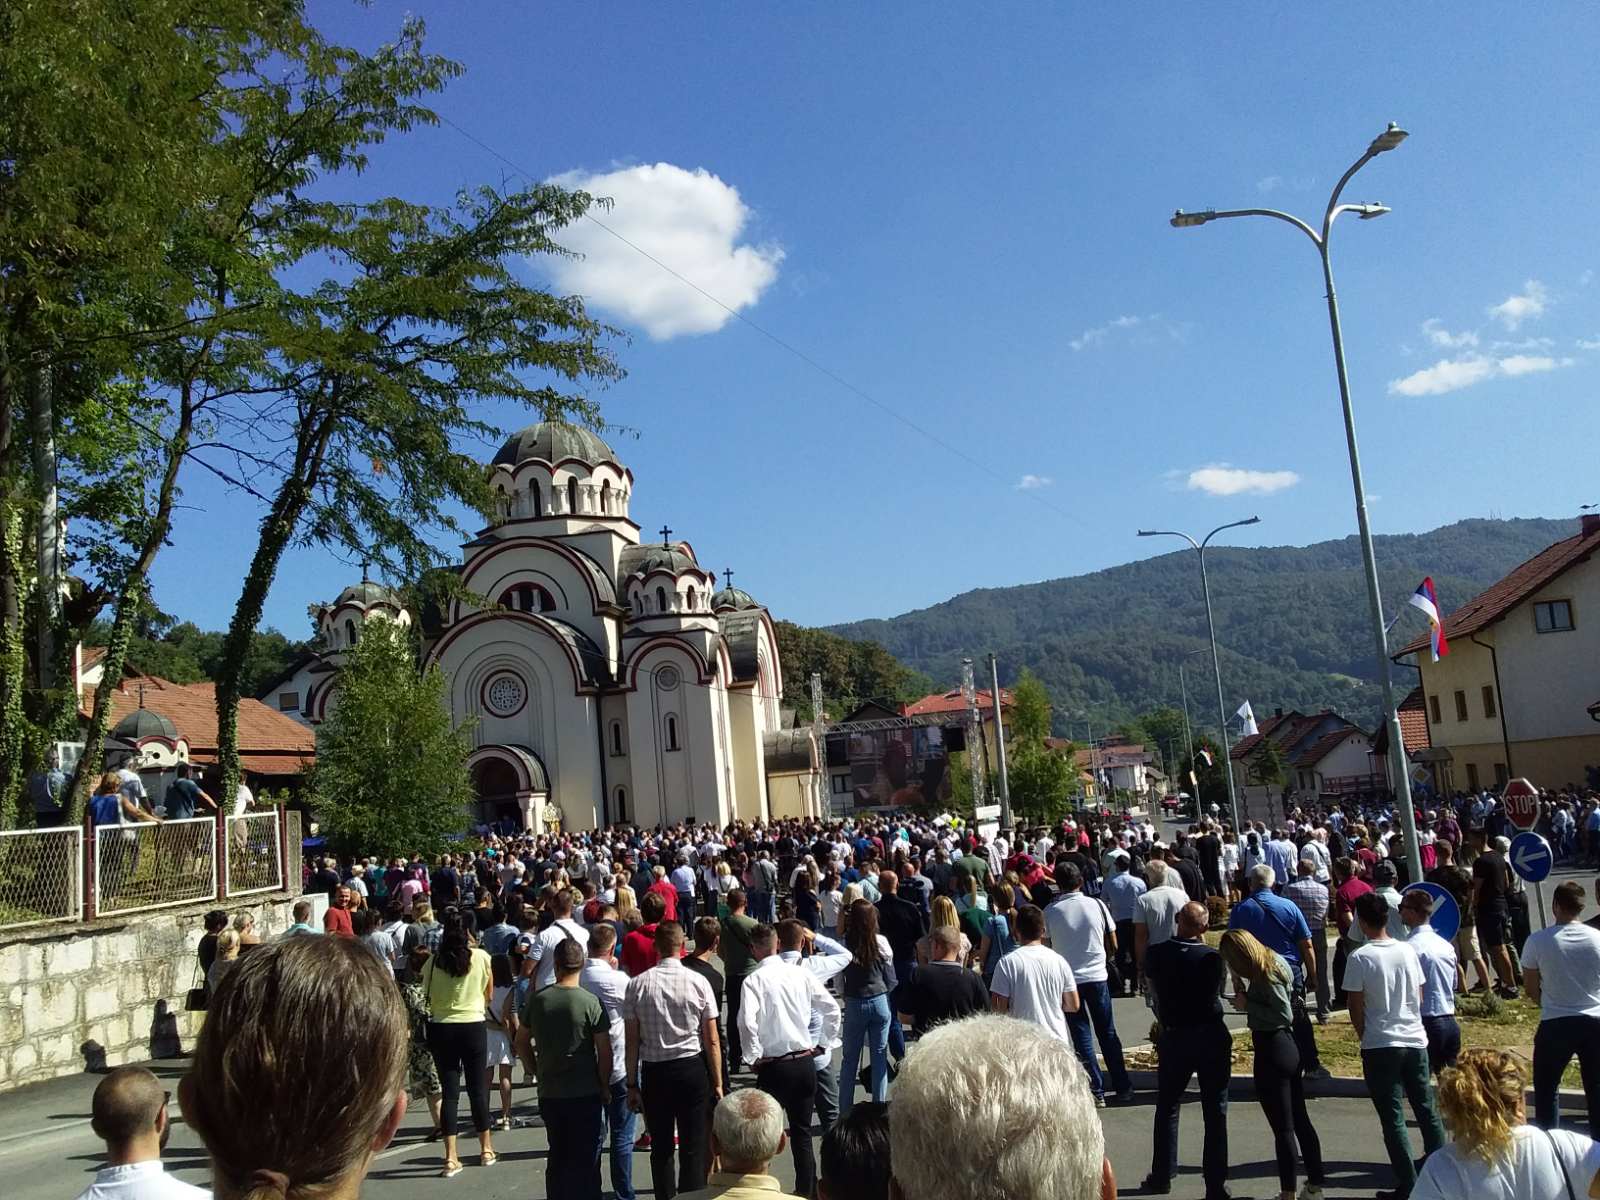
left=840, top=994, right=891, bottom=1115
left=1065, top=979, right=1131, bottom=1098
left=600, top=1079, right=636, bottom=1200
left=749, top=890, right=776, bottom=922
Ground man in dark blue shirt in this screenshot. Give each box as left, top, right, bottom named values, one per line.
left=1143, top=900, right=1231, bottom=1199
left=164, top=764, right=216, bottom=820
left=1228, top=862, right=1326, bottom=1078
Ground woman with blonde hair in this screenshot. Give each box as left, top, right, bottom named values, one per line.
left=613, top=884, right=639, bottom=929
left=1218, top=929, right=1325, bottom=1200
left=180, top=934, right=408, bottom=1200
left=976, top=882, right=1018, bottom=986
left=836, top=882, right=864, bottom=936
left=208, top=929, right=242, bottom=992
left=232, top=911, right=262, bottom=951
left=1412, top=1048, right=1600, bottom=1199
left=916, top=894, right=973, bottom=968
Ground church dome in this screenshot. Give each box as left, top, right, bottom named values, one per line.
left=712, top=586, right=760, bottom=612
left=491, top=421, right=616, bottom=469
left=113, top=708, right=179, bottom=743
left=621, top=543, right=699, bottom=578
left=334, top=579, right=402, bottom=608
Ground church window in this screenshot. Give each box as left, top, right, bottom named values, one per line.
left=530, top=481, right=542, bottom=517
left=655, top=585, right=668, bottom=613
left=600, top=481, right=612, bottom=514
left=655, top=666, right=680, bottom=691
left=631, top=592, right=641, bottom=616
left=614, top=786, right=628, bottom=822
left=344, top=618, right=358, bottom=646
left=686, top=586, right=697, bottom=611
left=610, top=720, right=624, bottom=757
left=664, top=714, right=680, bottom=751
left=278, top=692, right=299, bottom=712
left=482, top=672, right=527, bottom=717
left=567, top=477, right=578, bottom=514
left=501, top=584, right=554, bottom=613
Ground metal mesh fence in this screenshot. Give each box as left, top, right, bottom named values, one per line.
left=225, top=811, right=283, bottom=896
left=0, top=825, right=84, bottom=931
left=95, top=817, right=217, bottom=917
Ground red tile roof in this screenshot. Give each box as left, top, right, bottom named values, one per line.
left=1397, top=520, right=1600, bottom=656
left=84, top=676, right=314, bottom=776
left=1397, top=687, right=1431, bottom=753
left=902, top=688, right=1013, bottom=717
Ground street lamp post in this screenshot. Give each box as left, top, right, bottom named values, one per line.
left=1169, top=121, right=1423, bottom=883
left=1138, top=518, right=1260, bottom=832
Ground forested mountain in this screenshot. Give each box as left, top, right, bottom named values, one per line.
left=828, top=518, right=1577, bottom=736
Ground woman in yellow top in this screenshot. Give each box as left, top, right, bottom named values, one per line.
left=422, top=911, right=495, bottom=1177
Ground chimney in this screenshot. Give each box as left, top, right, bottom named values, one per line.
left=1584, top=513, right=1600, bottom=537
left=1274, top=707, right=1284, bottom=718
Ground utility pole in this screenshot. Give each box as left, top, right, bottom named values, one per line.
left=988, top=653, right=1011, bottom=830
left=960, top=658, right=985, bottom=811
left=810, top=672, right=826, bottom=818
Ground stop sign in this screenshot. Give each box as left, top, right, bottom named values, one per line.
left=1503, top=777, right=1540, bottom=831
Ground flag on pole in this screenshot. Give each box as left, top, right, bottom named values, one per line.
left=1196, top=748, right=1213, bottom=767
left=1407, top=576, right=1450, bottom=662
left=1236, top=699, right=1259, bottom=736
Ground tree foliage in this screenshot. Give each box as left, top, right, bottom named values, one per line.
left=1007, top=668, right=1052, bottom=747
left=307, top=620, right=471, bottom=859
left=773, top=621, right=931, bottom=721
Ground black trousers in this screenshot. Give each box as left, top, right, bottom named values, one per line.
left=1252, top=1027, right=1323, bottom=1195
left=1151, top=1021, right=1232, bottom=1200
left=1115, top=919, right=1137, bottom=994
left=426, top=1020, right=491, bottom=1137
left=726, top=974, right=749, bottom=1077
left=756, top=1055, right=819, bottom=1196
left=1533, top=1014, right=1600, bottom=1133
left=640, top=1054, right=711, bottom=1200
left=1423, top=1014, right=1461, bottom=1075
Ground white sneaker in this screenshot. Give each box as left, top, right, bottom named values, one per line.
left=1298, top=1186, right=1324, bottom=1200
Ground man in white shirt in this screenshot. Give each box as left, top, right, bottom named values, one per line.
left=989, top=904, right=1079, bottom=1042
left=530, top=888, right=590, bottom=990
left=580, top=924, right=636, bottom=1200
left=1399, top=889, right=1460, bottom=1074
left=776, top=919, right=851, bottom=1133
left=1345, top=891, right=1445, bottom=1200
left=1521, top=880, right=1600, bottom=1133
left=1044, top=862, right=1132, bottom=1105
left=1300, top=832, right=1333, bottom=883
left=738, top=922, right=841, bottom=1197
left=670, top=856, right=698, bottom=925
left=77, top=1066, right=208, bottom=1200
left=1132, top=860, right=1189, bottom=976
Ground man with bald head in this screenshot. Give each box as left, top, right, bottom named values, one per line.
left=1141, top=901, right=1234, bottom=1199
left=77, top=1065, right=208, bottom=1200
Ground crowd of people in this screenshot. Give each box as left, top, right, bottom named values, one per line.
left=79, top=780, right=1600, bottom=1200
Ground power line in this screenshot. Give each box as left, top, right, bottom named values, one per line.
left=436, top=114, right=1085, bottom=528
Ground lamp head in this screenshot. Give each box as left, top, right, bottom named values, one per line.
left=1369, top=123, right=1408, bottom=154
left=1355, top=203, right=1391, bottom=220
left=1170, top=209, right=1215, bottom=229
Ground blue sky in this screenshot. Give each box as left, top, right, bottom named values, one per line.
left=154, top=2, right=1600, bottom=640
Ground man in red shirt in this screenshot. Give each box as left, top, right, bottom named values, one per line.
left=322, top=885, right=355, bottom=937
left=621, top=891, right=668, bottom=976
left=646, top=865, right=680, bottom=924
left=1330, top=856, right=1372, bottom=1006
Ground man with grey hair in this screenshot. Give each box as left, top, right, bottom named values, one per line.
left=676, top=1088, right=801, bottom=1200
left=1132, top=858, right=1189, bottom=976
left=889, top=1014, right=1114, bottom=1200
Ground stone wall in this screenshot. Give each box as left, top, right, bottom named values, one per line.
left=0, top=892, right=304, bottom=1092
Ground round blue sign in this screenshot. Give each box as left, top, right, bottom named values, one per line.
left=1402, top=881, right=1460, bottom=942
left=1509, top=832, right=1553, bottom=884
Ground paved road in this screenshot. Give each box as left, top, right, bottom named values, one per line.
left=1, top=1050, right=1414, bottom=1200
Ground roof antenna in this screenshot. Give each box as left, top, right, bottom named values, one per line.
left=138, top=680, right=146, bottom=709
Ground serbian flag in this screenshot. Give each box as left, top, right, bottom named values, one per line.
left=1408, top=577, right=1450, bottom=662
left=1196, top=748, right=1214, bottom=767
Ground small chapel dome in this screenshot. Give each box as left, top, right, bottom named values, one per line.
left=712, top=586, right=761, bottom=612
left=113, top=707, right=179, bottom=743
left=333, top=579, right=403, bottom=608
left=491, top=421, right=617, bottom=469
left=623, top=544, right=699, bottom=578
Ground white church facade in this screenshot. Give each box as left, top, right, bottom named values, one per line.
left=273, top=422, right=791, bottom=833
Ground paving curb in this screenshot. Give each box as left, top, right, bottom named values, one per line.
left=1119, top=1068, right=1588, bottom=1111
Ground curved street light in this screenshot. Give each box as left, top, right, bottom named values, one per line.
left=1167, top=122, right=1423, bottom=881
left=1138, top=516, right=1260, bottom=832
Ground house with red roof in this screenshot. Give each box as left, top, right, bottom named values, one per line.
left=1393, top=513, right=1600, bottom=793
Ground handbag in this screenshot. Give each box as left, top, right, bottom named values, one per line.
left=184, top=961, right=207, bottom=1012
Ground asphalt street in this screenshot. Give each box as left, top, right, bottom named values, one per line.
left=0, top=1046, right=1415, bottom=1200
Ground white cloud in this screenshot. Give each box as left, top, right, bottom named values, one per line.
left=543, top=162, right=783, bottom=339
left=1578, top=336, right=1600, bottom=351
left=1421, top=318, right=1478, bottom=350
left=1388, top=352, right=1574, bottom=396
left=1486, top=279, right=1549, bottom=331
left=1185, top=464, right=1300, bottom=497
left=1256, top=175, right=1283, bottom=193
left=1070, top=314, right=1144, bottom=351
left=1069, top=313, right=1192, bottom=352
left=1016, top=474, right=1053, bottom=491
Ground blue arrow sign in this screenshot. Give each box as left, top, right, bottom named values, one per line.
left=1510, top=832, right=1553, bottom=884
left=1403, top=881, right=1460, bottom=942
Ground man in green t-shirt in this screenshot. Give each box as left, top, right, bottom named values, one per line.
left=720, top=889, right=762, bottom=1074
left=518, top=940, right=610, bottom=1200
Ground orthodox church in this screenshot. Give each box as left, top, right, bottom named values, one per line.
left=272, top=422, right=789, bottom=833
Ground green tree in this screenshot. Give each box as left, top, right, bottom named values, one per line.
left=308, top=620, right=471, bottom=859
left=1181, top=734, right=1227, bottom=811
left=1008, top=742, right=1076, bottom=824
left=1007, top=668, right=1052, bottom=747
left=773, top=621, right=930, bottom=721
left=1248, top=741, right=1287, bottom=788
